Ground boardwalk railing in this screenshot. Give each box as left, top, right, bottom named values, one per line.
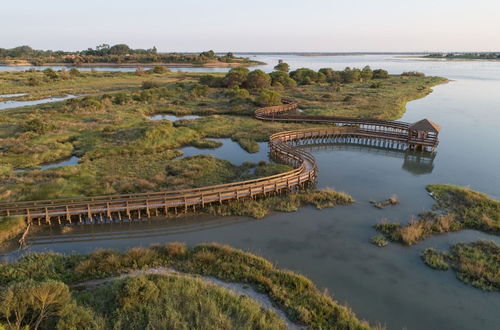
left=0, top=101, right=439, bottom=224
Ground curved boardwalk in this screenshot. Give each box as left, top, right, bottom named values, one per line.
left=0, top=101, right=439, bottom=225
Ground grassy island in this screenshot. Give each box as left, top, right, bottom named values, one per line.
left=421, top=240, right=499, bottom=291
left=375, top=184, right=499, bottom=245
left=0, top=243, right=373, bottom=329
left=0, top=45, right=261, bottom=67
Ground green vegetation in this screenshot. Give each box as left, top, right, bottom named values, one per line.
left=375, top=185, right=499, bottom=245
left=421, top=241, right=499, bottom=291
left=0, top=243, right=372, bottom=329
left=207, top=188, right=354, bottom=219
left=0, top=44, right=260, bottom=67
left=371, top=235, right=389, bottom=247
left=370, top=194, right=399, bottom=209
left=425, top=52, right=500, bottom=60
left=0, top=216, right=26, bottom=244
left=0, top=68, right=444, bottom=205
left=421, top=248, right=449, bottom=270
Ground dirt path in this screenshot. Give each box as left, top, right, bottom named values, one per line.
left=72, top=267, right=304, bottom=330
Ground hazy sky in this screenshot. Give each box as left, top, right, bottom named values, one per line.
left=1, top=0, right=499, bottom=52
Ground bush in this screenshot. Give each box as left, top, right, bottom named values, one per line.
left=141, top=80, right=160, bottom=89
left=290, top=68, right=320, bottom=85
left=224, top=67, right=249, bottom=88
left=373, top=69, right=389, bottom=79
left=69, top=68, right=81, bottom=77
left=274, top=62, right=290, bottom=72
left=199, top=74, right=225, bottom=87
left=255, top=89, right=281, bottom=106
left=269, top=71, right=297, bottom=88
left=151, top=65, right=169, bottom=74
left=21, top=118, right=54, bottom=134
left=371, top=235, right=389, bottom=247
left=421, top=248, right=448, bottom=270
left=245, top=69, right=271, bottom=89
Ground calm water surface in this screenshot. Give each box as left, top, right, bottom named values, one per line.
left=3, top=55, right=500, bottom=330
left=0, top=94, right=77, bottom=110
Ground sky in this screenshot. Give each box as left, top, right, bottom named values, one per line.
left=1, top=0, right=499, bottom=52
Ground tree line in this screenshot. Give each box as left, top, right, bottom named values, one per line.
left=0, top=45, right=246, bottom=65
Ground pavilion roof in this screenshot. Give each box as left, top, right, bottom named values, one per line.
left=409, top=119, right=441, bottom=133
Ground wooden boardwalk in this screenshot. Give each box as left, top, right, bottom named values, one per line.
left=0, top=101, right=439, bottom=225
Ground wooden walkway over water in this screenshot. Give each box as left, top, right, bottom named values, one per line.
left=0, top=101, right=439, bottom=225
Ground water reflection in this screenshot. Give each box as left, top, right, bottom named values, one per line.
left=15, top=156, right=80, bottom=172
left=301, top=143, right=436, bottom=175
left=178, top=138, right=269, bottom=165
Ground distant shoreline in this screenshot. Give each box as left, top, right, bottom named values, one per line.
left=0, top=60, right=265, bottom=68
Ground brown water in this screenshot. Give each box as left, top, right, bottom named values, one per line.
left=2, top=55, right=500, bottom=330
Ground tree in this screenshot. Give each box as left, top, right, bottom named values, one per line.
left=373, top=69, right=389, bottom=79
left=224, top=67, right=249, bottom=88
left=290, top=68, right=319, bottom=85
left=361, top=66, right=373, bottom=80
left=200, top=50, right=215, bottom=58
left=274, top=62, right=290, bottom=72
left=269, top=71, right=296, bottom=88
left=245, top=69, right=271, bottom=89
left=108, top=44, right=131, bottom=55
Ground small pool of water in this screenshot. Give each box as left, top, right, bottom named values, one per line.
left=16, top=156, right=80, bottom=172
left=178, top=138, right=269, bottom=165
left=0, top=94, right=77, bottom=110
left=148, top=114, right=201, bottom=122
left=0, top=93, right=27, bottom=99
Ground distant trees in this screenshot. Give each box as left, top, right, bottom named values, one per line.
left=274, top=62, right=290, bottom=72
left=290, top=68, right=323, bottom=85
left=373, top=69, right=389, bottom=79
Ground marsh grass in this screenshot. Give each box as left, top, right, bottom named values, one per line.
left=421, top=241, right=499, bottom=291
left=207, top=188, right=354, bottom=219
left=370, top=194, right=399, bottom=209
left=0, top=243, right=371, bottom=329
left=421, top=248, right=449, bottom=270
left=0, top=216, right=26, bottom=244
left=375, top=185, right=499, bottom=245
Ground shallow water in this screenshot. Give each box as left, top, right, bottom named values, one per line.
left=0, top=93, right=27, bottom=98
left=2, top=55, right=500, bottom=330
left=178, top=138, right=268, bottom=165
left=15, top=156, right=80, bottom=173
left=148, top=114, right=201, bottom=122
left=0, top=94, right=77, bottom=110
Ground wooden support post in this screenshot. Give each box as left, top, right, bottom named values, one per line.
left=26, top=208, right=31, bottom=224
left=106, top=203, right=111, bottom=219
left=66, top=206, right=71, bottom=223
left=219, top=192, right=222, bottom=205
left=79, top=214, right=82, bottom=223
left=126, top=202, right=131, bottom=220
left=118, top=211, right=122, bottom=221
left=164, top=197, right=168, bottom=215
left=45, top=207, right=51, bottom=225
left=146, top=201, right=151, bottom=218
left=184, top=197, right=188, bottom=213
left=201, top=194, right=205, bottom=208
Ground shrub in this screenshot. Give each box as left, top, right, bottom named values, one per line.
left=373, top=69, right=389, bottom=79
left=245, top=69, right=271, bottom=89
left=21, top=118, right=54, bottom=134
left=421, top=248, right=448, bottom=270
left=274, top=62, right=290, bottom=72
left=141, top=80, right=159, bottom=89
left=371, top=235, right=389, bottom=247
left=163, top=242, right=188, bottom=258
left=255, top=89, right=281, bottom=106
left=402, top=71, right=425, bottom=77
left=151, top=65, right=169, bottom=74
left=69, top=68, right=81, bottom=77
left=224, top=67, right=249, bottom=88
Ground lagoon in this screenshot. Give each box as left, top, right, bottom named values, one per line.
left=3, top=54, right=500, bottom=330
